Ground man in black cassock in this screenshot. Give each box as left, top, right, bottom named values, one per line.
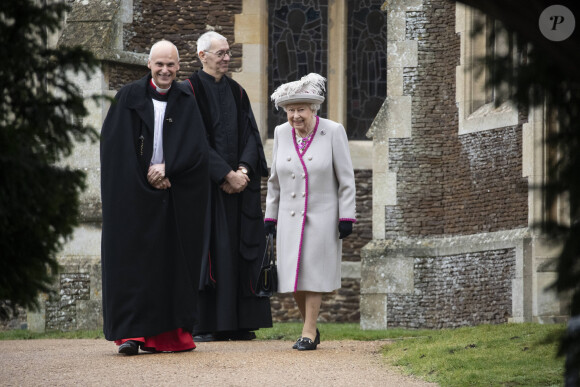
left=185, top=31, right=272, bottom=341
left=100, top=40, right=209, bottom=355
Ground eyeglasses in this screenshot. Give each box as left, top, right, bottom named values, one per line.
left=204, top=50, right=232, bottom=59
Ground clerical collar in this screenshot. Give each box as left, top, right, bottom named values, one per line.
left=148, top=79, right=169, bottom=102
left=150, top=78, right=171, bottom=94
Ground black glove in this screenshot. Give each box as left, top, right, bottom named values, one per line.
left=264, top=221, right=277, bottom=237
left=338, top=221, right=353, bottom=239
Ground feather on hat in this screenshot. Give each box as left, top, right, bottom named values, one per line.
left=270, top=73, right=326, bottom=110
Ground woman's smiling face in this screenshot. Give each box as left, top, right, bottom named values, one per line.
left=285, top=104, right=315, bottom=134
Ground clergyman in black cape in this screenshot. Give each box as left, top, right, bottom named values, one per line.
left=185, top=31, right=272, bottom=341
left=100, top=40, right=209, bottom=355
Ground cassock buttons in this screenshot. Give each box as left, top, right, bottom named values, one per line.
left=287, top=156, right=291, bottom=161
left=291, top=211, right=295, bottom=216
left=302, top=192, right=306, bottom=197
left=301, top=173, right=306, bottom=179
left=308, top=155, right=312, bottom=161
left=291, top=192, right=296, bottom=198
left=292, top=173, right=296, bottom=179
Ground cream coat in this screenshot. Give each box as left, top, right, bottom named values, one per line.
left=265, top=117, right=356, bottom=293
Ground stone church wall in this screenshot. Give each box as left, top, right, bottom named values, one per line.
left=385, top=1, right=528, bottom=239
left=361, top=0, right=539, bottom=330
left=386, top=248, right=516, bottom=329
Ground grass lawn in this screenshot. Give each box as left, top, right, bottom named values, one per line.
left=380, top=323, right=565, bottom=386
left=0, top=322, right=565, bottom=385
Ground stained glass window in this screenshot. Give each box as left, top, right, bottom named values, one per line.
left=347, top=0, right=387, bottom=140
left=268, top=0, right=328, bottom=137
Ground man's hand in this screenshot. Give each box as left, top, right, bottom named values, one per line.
left=151, top=178, right=171, bottom=190
left=148, top=163, right=171, bottom=189
left=222, top=170, right=249, bottom=194
left=220, top=181, right=236, bottom=194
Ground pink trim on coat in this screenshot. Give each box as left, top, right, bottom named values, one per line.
left=339, top=218, right=357, bottom=223
left=291, top=116, right=319, bottom=292
left=264, top=218, right=278, bottom=223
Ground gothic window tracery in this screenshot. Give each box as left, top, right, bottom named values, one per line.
left=268, top=0, right=328, bottom=135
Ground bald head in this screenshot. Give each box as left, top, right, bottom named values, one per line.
left=149, top=40, right=180, bottom=61
left=147, top=40, right=180, bottom=90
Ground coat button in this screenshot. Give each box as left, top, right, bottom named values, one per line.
left=302, top=192, right=305, bottom=197
left=301, top=211, right=304, bottom=215
left=291, top=211, right=295, bottom=216
left=291, top=192, right=296, bottom=198
left=292, top=173, right=296, bottom=179
left=308, top=155, right=312, bottom=160
left=287, top=156, right=291, bottom=161
left=301, top=173, right=305, bottom=178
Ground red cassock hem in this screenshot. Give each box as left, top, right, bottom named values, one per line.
left=114, top=328, right=196, bottom=352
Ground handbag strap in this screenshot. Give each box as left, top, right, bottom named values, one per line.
left=261, top=233, right=275, bottom=268
left=268, top=233, right=275, bottom=265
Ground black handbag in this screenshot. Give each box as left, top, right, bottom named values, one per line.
left=256, top=233, right=277, bottom=297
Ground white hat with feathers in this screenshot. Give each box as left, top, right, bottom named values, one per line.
left=270, top=73, right=326, bottom=110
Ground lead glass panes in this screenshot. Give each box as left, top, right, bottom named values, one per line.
left=268, top=0, right=328, bottom=137
left=347, top=0, right=387, bottom=140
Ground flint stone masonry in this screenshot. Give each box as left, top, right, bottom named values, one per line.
left=361, top=229, right=527, bottom=329
left=23, top=255, right=104, bottom=332
left=46, top=273, right=91, bottom=331
left=0, top=306, right=27, bottom=331
left=387, top=249, right=515, bottom=329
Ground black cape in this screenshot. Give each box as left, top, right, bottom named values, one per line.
left=185, top=72, right=272, bottom=333
left=100, top=75, right=209, bottom=341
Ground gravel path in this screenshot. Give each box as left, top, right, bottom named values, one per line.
left=0, top=338, right=437, bottom=386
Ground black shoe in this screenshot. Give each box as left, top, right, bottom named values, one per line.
left=292, top=336, right=302, bottom=349
left=294, top=329, right=319, bottom=349
left=296, top=337, right=317, bottom=351
left=193, top=333, right=216, bottom=342
left=118, top=340, right=139, bottom=355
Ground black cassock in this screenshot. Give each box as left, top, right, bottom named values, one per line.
left=186, top=71, right=272, bottom=334
left=100, top=75, right=209, bottom=341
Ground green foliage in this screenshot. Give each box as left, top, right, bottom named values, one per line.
left=384, top=323, right=565, bottom=386
left=0, top=0, right=99, bottom=319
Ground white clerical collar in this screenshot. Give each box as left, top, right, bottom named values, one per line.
left=151, top=78, right=171, bottom=94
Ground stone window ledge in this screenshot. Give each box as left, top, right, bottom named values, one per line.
left=459, top=101, right=518, bottom=135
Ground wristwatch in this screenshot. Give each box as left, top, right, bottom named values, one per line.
left=238, top=166, right=248, bottom=175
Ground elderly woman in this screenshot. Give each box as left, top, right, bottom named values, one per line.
left=264, top=73, right=356, bottom=351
